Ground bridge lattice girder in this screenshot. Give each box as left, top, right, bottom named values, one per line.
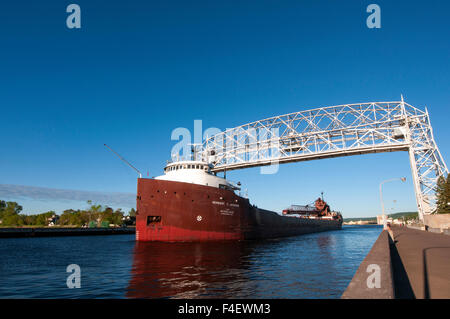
left=202, top=100, right=448, bottom=221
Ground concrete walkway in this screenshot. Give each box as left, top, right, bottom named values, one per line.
left=391, top=226, right=450, bottom=299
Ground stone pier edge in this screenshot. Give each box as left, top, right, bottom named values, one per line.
left=341, top=230, right=395, bottom=299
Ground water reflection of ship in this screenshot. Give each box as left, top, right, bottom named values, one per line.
left=126, top=241, right=252, bottom=298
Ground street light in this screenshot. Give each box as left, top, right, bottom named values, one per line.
left=380, top=177, right=406, bottom=230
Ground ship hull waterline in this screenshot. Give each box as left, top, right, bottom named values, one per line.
left=136, top=178, right=342, bottom=242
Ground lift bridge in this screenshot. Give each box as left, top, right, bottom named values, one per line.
left=200, top=98, right=448, bottom=222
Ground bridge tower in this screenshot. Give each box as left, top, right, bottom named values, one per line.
left=401, top=98, right=448, bottom=220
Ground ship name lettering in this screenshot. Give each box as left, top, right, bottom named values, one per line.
left=220, top=209, right=234, bottom=216
left=212, top=201, right=225, bottom=205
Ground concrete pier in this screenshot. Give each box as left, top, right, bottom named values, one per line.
left=341, top=230, right=394, bottom=299
left=342, top=226, right=450, bottom=299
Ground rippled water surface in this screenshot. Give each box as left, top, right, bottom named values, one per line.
left=0, top=225, right=382, bottom=298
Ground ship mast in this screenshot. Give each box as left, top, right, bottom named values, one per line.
left=188, top=143, right=203, bottom=161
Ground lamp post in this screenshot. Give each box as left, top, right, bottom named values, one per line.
left=380, top=177, right=406, bottom=230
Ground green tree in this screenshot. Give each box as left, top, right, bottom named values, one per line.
left=23, top=214, right=37, bottom=225
left=0, top=199, right=129, bottom=227
left=436, top=174, right=450, bottom=214
left=60, top=209, right=86, bottom=226
left=112, top=208, right=124, bottom=225
left=87, top=200, right=103, bottom=225
left=34, top=211, right=56, bottom=226
left=0, top=200, right=6, bottom=212
left=2, top=214, right=24, bottom=226
left=0, top=200, right=5, bottom=222
left=2, top=201, right=23, bottom=215
left=0, top=201, right=23, bottom=226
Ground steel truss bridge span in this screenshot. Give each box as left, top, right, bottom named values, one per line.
left=202, top=100, right=448, bottom=221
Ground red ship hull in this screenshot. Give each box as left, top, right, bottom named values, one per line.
left=136, top=178, right=342, bottom=242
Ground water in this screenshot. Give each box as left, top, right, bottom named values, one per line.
left=0, top=225, right=382, bottom=298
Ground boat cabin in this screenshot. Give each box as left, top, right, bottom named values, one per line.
left=155, top=160, right=241, bottom=191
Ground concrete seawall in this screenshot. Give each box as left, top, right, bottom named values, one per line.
left=343, top=226, right=450, bottom=299
left=0, top=227, right=135, bottom=238
left=342, top=230, right=394, bottom=299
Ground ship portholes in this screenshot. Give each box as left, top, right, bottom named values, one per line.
left=196, top=215, right=202, bottom=222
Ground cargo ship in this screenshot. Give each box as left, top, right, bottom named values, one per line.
left=135, top=160, right=342, bottom=241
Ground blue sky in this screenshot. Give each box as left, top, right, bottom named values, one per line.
left=0, top=0, right=449, bottom=217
